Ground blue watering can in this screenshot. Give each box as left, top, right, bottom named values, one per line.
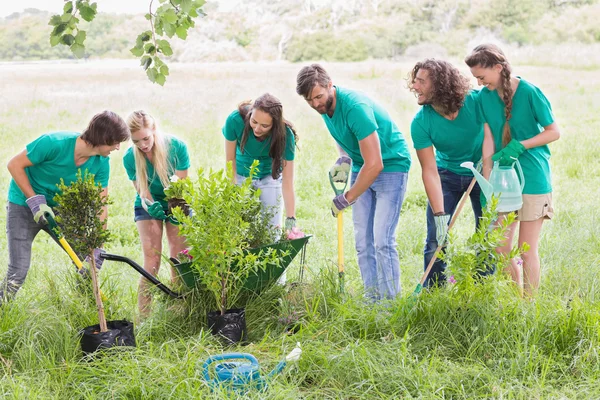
left=202, top=343, right=302, bottom=393
left=461, top=160, right=525, bottom=212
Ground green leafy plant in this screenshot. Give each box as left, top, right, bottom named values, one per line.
left=53, top=170, right=111, bottom=331
left=442, top=196, right=530, bottom=294
left=172, top=162, right=281, bottom=315
left=48, top=0, right=206, bottom=85
left=164, top=176, right=193, bottom=216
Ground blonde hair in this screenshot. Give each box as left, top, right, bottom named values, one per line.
left=126, top=110, right=172, bottom=199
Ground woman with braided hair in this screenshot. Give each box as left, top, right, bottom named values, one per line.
left=465, top=44, right=561, bottom=296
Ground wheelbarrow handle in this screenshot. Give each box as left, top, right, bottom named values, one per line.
left=100, top=253, right=184, bottom=299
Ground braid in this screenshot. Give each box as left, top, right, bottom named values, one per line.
left=500, top=64, right=513, bottom=147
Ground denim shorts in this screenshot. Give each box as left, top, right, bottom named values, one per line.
left=134, top=206, right=163, bottom=222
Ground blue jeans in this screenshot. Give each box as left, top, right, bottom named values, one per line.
left=351, top=171, right=408, bottom=300
left=423, top=169, right=483, bottom=287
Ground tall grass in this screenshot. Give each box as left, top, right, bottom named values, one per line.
left=0, top=60, right=599, bottom=398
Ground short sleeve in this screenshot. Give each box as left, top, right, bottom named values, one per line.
left=346, top=103, right=378, bottom=141
left=530, top=87, right=554, bottom=127
left=410, top=114, right=432, bottom=150
left=283, top=126, right=296, bottom=161
left=172, top=138, right=190, bottom=170
left=25, top=134, right=58, bottom=165
left=122, top=149, right=137, bottom=181
left=222, top=110, right=244, bottom=142
left=94, top=159, right=110, bottom=188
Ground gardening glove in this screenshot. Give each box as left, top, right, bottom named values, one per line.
left=26, top=194, right=54, bottom=224
left=329, top=155, right=351, bottom=183
left=285, top=342, right=302, bottom=362
left=84, top=248, right=106, bottom=271
left=142, top=198, right=166, bottom=220
left=284, top=217, right=296, bottom=231
left=491, top=139, right=525, bottom=166
left=331, top=193, right=354, bottom=217
left=433, top=213, right=451, bottom=245
left=166, top=215, right=180, bottom=225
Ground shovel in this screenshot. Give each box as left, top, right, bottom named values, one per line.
left=329, top=170, right=349, bottom=294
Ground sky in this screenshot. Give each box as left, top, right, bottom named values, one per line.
left=0, top=0, right=157, bottom=18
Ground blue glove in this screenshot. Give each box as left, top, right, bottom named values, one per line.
left=329, top=156, right=351, bottom=183
left=84, top=248, right=106, bottom=271
left=433, top=213, right=450, bottom=245
left=285, top=217, right=296, bottom=230
left=26, top=195, right=54, bottom=224
left=331, top=193, right=354, bottom=217
left=492, top=139, right=525, bottom=166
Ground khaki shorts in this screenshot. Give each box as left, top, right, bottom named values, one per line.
left=518, top=193, right=554, bottom=222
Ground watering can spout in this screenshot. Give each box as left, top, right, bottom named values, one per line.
left=460, top=162, right=492, bottom=203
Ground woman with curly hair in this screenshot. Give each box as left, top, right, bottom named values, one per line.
left=223, top=93, right=298, bottom=234
left=408, top=59, right=485, bottom=287
left=465, top=44, right=560, bottom=296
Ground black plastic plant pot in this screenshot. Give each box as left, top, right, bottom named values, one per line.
left=207, top=308, right=247, bottom=345
left=80, top=320, right=136, bottom=355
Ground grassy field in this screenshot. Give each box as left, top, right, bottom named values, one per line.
left=0, top=58, right=599, bottom=399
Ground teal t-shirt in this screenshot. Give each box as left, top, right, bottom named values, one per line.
left=479, top=78, right=554, bottom=194
left=222, top=110, right=296, bottom=179
left=411, top=90, right=484, bottom=176
left=123, top=135, right=190, bottom=208
left=322, top=86, right=411, bottom=173
left=8, top=132, right=110, bottom=207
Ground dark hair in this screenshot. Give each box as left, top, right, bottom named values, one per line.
left=296, top=64, right=332, bottom=98
left=80, top=110, right=130, bottom=146
left=407, top=59, right=471, bottom=115
left=237, top=93, right=298, bottom=179
left=465, top=44, right=513, bottom=146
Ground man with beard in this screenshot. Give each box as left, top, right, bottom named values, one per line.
left=296, top=64, right=411, bottom=301
left=408, top=59, right=485, bottom=287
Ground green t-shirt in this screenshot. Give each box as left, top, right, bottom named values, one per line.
left=8, top=132, right=110, bottom=207
left=222, top=110, right=296, bottom=179
left=322, top=86, right=411, bottom=173
left=479, top=78, right=555, bottom=194
left=411, top=90, right=484, bottom=176
left=123, top=135, right=190, bottom=208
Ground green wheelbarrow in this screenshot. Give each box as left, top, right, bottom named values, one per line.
left=100, top=235, right=311, bottom=299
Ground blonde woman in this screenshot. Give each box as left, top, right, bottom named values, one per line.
left=123, top=111, right=190, bottom=317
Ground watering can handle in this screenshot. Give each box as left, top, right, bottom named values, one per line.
left=513, top=159, right=525, bottom=191
left=202, top=353, right=259, bottom=382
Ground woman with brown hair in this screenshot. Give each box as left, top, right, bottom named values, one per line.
left=465, top=44, right=561, bottom=296
left=223, top=93, right=298, bottom=234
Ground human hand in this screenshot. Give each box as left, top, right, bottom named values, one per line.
left=331, top=193, right=353, bottom=217
left=26, top=194, right=54, bottom=224
left=284, top=217, right=296, bottom=231
left=433, top=213, right=450, bottom=245
left=84, top=248, right=106, bottom=271
left=491, top=139, right=525, bottom=166
left=329, top=156, right=351, bottom=183
left=142, top=198, right=166, bottom=220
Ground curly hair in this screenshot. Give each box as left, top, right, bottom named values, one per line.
left=465, top=44, right=513, bottom=146
left=407, top=59, right=471, bottom=116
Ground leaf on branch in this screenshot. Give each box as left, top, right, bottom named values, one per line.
left=79, top=5, right=97, bottom=22
left=163, top=9, right=178, bottom=24
left=48, top=15, right=62, bottom=26
left=155, top=73, right=166, bottom=86
left=160, top=64, right=169, bottom=76
left=130, top=45, right=144, bottom=57
left=145, top=13, right=152, bottom=20
left=157, top=39, right=173, bottom=56
left=50, top=33, right=61, bottom=47
left=140, top=55, right=152, bottom=70
left=144, top=43, right=157, bottom=55
left=146, top=67, right=158, bottom=83
left=61, top=34, right=76, bottom=46
left=176, top=26, right=188, bottom=40
left=75, top=30, right=86, bottom=45
left=70, top=43, right=86, bottom=58
left=63, top=2, right=74, bottom=14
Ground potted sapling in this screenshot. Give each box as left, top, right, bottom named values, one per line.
left=54, top=170, right=136, bottom=355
